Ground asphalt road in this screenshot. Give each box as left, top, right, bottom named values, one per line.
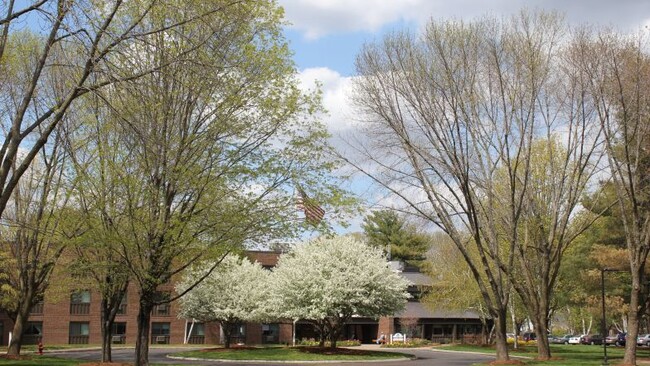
left=50, top=346, right=495, bottom=365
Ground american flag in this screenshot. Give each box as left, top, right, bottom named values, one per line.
left=296, top=186, right=325, bottom=226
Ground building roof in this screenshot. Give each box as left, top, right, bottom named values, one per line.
left=395, top=301, right=483, bottom=320
left=401, top=271, right=433, bottom=286
left=246, top=251, right=280, bottom=267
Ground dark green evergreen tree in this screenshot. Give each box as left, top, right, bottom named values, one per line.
left=362, top=210, right=431, bottom=269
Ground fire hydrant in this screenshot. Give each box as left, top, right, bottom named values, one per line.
left=37, top=340, right=44, bottom=355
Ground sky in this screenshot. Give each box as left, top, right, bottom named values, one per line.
left=277, top=0, right=650, bottom=234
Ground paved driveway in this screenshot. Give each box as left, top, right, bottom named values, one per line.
left=50, top=345, right=495, bottom=365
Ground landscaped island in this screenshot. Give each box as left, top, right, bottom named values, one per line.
left=171, top=346, right=413, bottom=362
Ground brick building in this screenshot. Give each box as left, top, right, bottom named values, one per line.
left=0, top=251, right=487, bottom=346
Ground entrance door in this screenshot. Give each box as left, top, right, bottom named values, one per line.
left=360, top=324, right=378, bottom=344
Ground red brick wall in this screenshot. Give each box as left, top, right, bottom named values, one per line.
left=378, top=317, right=394, bottom=341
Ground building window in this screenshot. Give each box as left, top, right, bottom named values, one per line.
left=111, top=322, right=127, bottom=344
left=185, top=322, right=205, bottom=344
left=151, top=322, right=170, bottom=344
left=151, top=292, right=170, bottom=316
left=22, top=321, right=42, bottom=345
left=69, top=322, right=89, bottom=344
left=262, top=324, right=280, bottom=344
left=116, top=294, right=127, bottom=315
left=30, top=301, right=44, bottom=315
left=230, top=324, right=246, bottom=345
left=70, top=290, right=91, bottom=315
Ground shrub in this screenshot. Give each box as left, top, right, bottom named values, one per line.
left=382, top=338, right=432, bottom=348
left=297, top=339, right=361, bottom=347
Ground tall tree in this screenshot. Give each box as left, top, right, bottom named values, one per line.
left=362, top=210, right=431, bottom=269
left=348, top=11, right=602, bottom=360
left=497, top=138, right=601, bottom=358
left=67, top=1, right=351, bottom=364
left=576, top=30, right=650, bottom=364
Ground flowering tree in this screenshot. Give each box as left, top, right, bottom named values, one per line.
left=176, top=255, right=271, bottom=348
left=270, top=236, right=410, bottom=348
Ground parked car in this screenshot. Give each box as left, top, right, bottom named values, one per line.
left=551, top=335, right=574, bottom=345
left=637, top=334, right=650, bottom=346
left=605, top=332, right=626, bottom=346
left=581, top=334, right=603, bottom=345
left=568, top=335, right=583, bottom=344
left=522, top=332, right=536, bottom=342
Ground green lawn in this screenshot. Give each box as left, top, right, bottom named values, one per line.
left=439, top=344, right=650, bottom=365
left=0, top=355, right=194, bottom=366
left=175, top=346, right=413, bottom=361
left=0, top=356, right=84, bottom=366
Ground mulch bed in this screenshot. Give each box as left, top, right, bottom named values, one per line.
left=297, top=347, right=380, bottom=355
left=198, top=346, right=381, bottom=356
left=0, top=355, right=32, bottom=361
left=198, top=346, right=257, bottom=352
left=488, top=361, right=525, bottom=365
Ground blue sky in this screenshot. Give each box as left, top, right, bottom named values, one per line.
left=278, top=0, right=650, bottom=233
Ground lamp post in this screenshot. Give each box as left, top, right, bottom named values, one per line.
left=601, top=268, right=624, bottom=366
left=601, top=268, right=608, bottom=366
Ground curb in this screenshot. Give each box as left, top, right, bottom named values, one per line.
left=429, top=348, right=532, bottom=360
left=166, top=355, right=414, bottom=363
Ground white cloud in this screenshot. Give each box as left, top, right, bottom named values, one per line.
left=280, top=0, right=426, bottom=39
left=297, top=67, right=357, bottom=133
left=280, top=0, right=650, bottom=39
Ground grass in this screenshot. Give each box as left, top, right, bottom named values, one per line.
left=0, top=344, right=102, bottom=353
left=439, top=344, right=650, bottom=365
left=175, top=346, right=413, bottom=361
left=0, top=356, right=84, bottom=366
left=0, top=355, right=201, bottom=366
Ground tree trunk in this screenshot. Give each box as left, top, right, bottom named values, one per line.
left=493, top=311, right=509, bottom=362
left=7, top=308, right=28, bottom=356
left=222, top=323, right=233, bottom=349
left=7, top=291, right=33, bottom=356
left=623, top=272, right=643, bottom=365
left=509, top=301, right=518, bottom=350
left=101, top=298, right=116, bottom=362
left=100, top=281, right=128, bottom=362
left=329, top=322, right=341, bottom=349
left=313, top=321, right=326, bottom=347
left=135, top=299, right=153, bottom=366
left=101, top=320, right=112, bottom=362
left=531, top=314, right=551, bottom=360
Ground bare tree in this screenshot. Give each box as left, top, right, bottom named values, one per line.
left=349, top=11, right=602, bottom=360
left=576, top=30, right=650, bottom=365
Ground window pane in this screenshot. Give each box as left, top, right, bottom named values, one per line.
left=152, top=322, right=170, bottom=335
left=24, top=322, right=42, bottom=335
left=112, top=322, right=127, bottom=335
left=69, top=322, right=90, bottom=336
left=71, top=290, right=90, bottom=304
left=185, top=322, right=204, bottom=336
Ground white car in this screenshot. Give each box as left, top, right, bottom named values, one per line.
left=568, top=335, right=583, bottom=344
left=637, top=334, right=650, bottom=346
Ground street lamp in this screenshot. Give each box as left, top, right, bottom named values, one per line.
left=601, top=268, right=624, bottom=366
left=601, top=268, right=608, bottom=366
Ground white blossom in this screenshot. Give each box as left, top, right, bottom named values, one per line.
left=269, top=236, right=410, bottom=322
left=176, top=255, right=271, bottom=323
